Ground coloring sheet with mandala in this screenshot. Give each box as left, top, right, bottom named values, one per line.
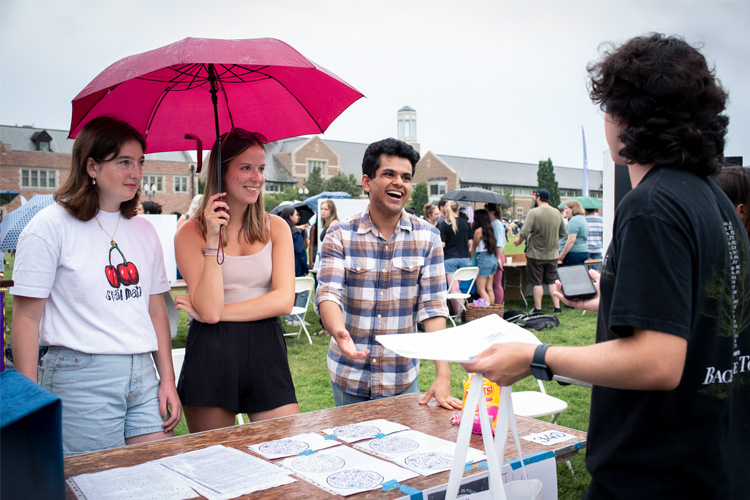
left=355, top=429, right=486, bottom=476
left=279, top=444, right=417, bottom=496
left=321, top=418, right=410, bottom=443
left=248, top=432, right=340, bottom=459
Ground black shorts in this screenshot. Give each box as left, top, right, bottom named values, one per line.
left=526, top=257, right=559, bottom=286
left=177, top=317, right=298, bottom=414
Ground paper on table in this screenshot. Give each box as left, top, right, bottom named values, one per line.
left=523, top=430, right=577, bottom=446
left=355, top=429, right=486, bottom=476
left=280, top=444, right=417, bottom=496
left=157, top=445, right=294, bottom=500
left=375, top=314, right=541, bottom=362
left=248, top=432, right=341, bottom=459
left=68, top=462, right=198, bottom=500
left=320, top=418, right=410, bottom=443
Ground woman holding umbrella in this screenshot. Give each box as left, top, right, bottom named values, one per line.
left=10, top=116, right=181, bottom=456
left=174, top=128, right=300, bottom=432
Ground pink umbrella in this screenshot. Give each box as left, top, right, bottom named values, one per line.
left=69, top=37, right=364, bottom=181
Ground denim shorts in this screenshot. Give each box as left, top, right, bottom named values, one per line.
left=444, top=257, right=470, bottom=274
left=39, top=346, right=165, bottom=457
left=475, top=251, right=498, bottom=276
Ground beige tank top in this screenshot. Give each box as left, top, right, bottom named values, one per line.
left=220, top=219, right=274, bottom=304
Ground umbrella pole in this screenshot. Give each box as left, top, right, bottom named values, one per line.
left=208, top=64, right=225, bottom=265
left=208, top=64, right=222, bottom=194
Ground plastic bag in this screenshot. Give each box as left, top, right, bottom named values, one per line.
left=462, top=376, right=501, bottom=434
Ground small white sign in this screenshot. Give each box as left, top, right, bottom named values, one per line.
left=522, top=430, right=576, bottom=446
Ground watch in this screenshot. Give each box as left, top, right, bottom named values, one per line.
left=530, top=344, right=553, bottom=381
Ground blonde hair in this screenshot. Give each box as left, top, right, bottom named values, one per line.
left=565, top=200, right=586, bottom=217
left=320, top=199, right=340, bottom=231
left=195, top=130, right=269, bottom=245
left=444, top=200, right=460, bottom=233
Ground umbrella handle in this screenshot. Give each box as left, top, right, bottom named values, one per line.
left=184, top=134, right=203, bottom=172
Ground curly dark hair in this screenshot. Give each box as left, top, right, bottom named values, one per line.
left=362, top=137, right=420, bottom=179
left=588, top=33, right=729, bottom=176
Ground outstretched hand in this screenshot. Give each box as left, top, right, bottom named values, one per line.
left=461, top=342, right=536, bottom=387
left=331, top=327, right=369, bottom=360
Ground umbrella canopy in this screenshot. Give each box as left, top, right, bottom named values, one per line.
left=270, top=201, right=314, bottom=225
left=0, top=190, right=19, bottom=206
left=69, top=37, right=364, bottom=155
left=0, top=194, right=55, bottom=250
left=302, top=191, right=352, bottom=212
left=442, top=187, right=509, bottom=205
left=558, top=196, right=603, bottom=210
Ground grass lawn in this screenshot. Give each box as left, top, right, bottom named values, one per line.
left=2, top=241, right=594, bottom=498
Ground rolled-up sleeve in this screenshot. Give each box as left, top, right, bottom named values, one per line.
left=314, top=225, right=345, bottom=315
left=417, top=230, right=449, bottom=322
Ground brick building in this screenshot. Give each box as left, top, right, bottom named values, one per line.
left=1, top=125, right=196, bottom=215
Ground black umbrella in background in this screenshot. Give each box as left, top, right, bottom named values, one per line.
left=443, top=187, right=509, bottom=205
left=270, top=201, right=315, bottom=225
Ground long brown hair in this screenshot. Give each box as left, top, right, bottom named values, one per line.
left=56, top=116, right=145, bottom=221
left=195, top=129, right=270, bottom=245
left=444, top=200, right=460, bottom=234
left=320, top=199, right=340, bottom=231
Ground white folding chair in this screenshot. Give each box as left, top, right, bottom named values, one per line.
left=446, top=266, right=479, bottom=327
left=511, top=379, right=568, bottom=424
left=284, top=276, right=315, bottom=345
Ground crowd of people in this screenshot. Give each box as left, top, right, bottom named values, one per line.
left=7, top=33, right=749, bottom=498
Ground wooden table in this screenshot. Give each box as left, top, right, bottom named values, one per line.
left=64, top=393, right=586, bottom=499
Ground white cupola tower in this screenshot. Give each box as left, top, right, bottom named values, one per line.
left=397, top=106, right=420, bottom=152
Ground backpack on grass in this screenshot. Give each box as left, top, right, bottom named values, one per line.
left=504, top=309, right=559, bottom=330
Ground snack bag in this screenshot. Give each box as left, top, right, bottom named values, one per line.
left=462, top=375, right=501, bottom=434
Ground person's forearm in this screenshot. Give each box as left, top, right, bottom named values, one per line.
left=560, top=235, right=576, bottom=260
left=150, top=295, right=176, bottom=385
left=546, top=329, right=687, bottom=390
left=319, top=300, right=346, bottom=333
left=222, top=288, right=295, bottom=321
left=11, top=317, right=41, bottom=381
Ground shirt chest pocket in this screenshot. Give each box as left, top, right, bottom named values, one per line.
left=390, top=256, right=424, bottom=297
left=344, top=258, right=377, bottom=289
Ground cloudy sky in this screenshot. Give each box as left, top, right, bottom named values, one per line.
left=1, top=0, right=748, bottom=170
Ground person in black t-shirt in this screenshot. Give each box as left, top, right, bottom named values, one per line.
left=438, top=200, right=473, bottom=314
left=463, top=34, right=749, bottom=499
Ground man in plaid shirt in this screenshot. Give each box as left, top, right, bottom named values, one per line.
left=315, top=138, right=463, bottom=409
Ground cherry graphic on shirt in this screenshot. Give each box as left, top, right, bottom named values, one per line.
left=105, top=243, right=140, bottom=288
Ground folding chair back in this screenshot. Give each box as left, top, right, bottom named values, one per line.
left=284, top=276, right=315, bottom=344
left=446, top=266, right=479, bottom=327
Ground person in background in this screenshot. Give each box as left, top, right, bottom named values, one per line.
left=469, top=208, right=497, bottom=305
left=585, top=208, right=603, bottom=270
left=514, top=189, right=566, bottom=314
left=486, top=203, right=506, bottom=305
left=310, top=199, right=340, bottom=336
left=315, top=138, right=461, bottom=410
left=438, top=200, right=472, bottom=315
left=280, top=206, right=310, bottom=326
left=464, top=34, right=749, bottom=499
left=174, top=128, right=299, bottom=432
left=177, top=194, right=203, bottom=230
left=713, top=165, right=750, bottom=237
left=141, top=200, right=162, bottom=214
left=437, top=198, right=447, bottom=224
left=423, top=203, right=440, bottom=226
left=10, top=116, right=181, bottom=456
left=558, top=199, right=589, bottom=266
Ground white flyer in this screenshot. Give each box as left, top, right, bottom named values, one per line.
left=248, top=432, right=340, bottom=459
left=375, top=314, right=541, bottom=362
left=67, top=462, right=198, bottom=500
left=280, top=444, right=417, bottom=496
left=157, top=445, right=294, bottom=500
left=355, top=429, right=486, bottom=476
left=321, top=418, right=410, bottom=443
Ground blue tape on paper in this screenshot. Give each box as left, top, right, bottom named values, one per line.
left=507, top=450, right=556, bottom=470
left=299, top=449, right=315, bottom=456
left=399, top=484, right=422, bottom=498
left=464, top=461, right=474, bottom=471
left=381, top=479, right=400, bottom=491
left=573, top=440, right=584, bottom=449
left=374, top=433, right=387, bottom=439
left=476, top=460, right=489, bottom=470
left=323, top=434, right=338, bottom=440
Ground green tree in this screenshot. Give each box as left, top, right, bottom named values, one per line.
left=305, top=166, right=325, bottom=197
left=537, top=158, right=561, bottom=208
left=323, top=172, right=361, bottom=198
left=198, top=177, right=205, bottom=194
left=502, top=187, right=516, bottom=218
left=263, top=187, right=299, bottom=212
left=408, top=182, right=429, bottom=216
